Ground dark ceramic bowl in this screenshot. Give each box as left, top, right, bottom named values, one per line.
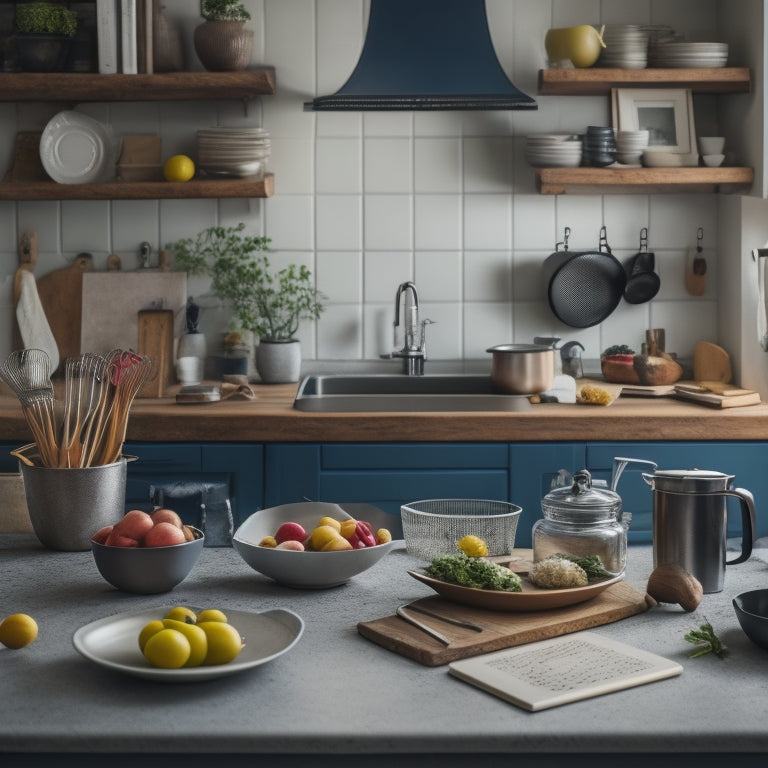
left=91, top=528, right=204, bottom=594
left=733, top=589, right=768, bottom=650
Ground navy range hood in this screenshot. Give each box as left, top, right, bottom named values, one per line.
left=305, top=0, right=537, bottom=111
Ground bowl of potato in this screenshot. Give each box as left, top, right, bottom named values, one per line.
left=232, top=502, right=394, bottom=588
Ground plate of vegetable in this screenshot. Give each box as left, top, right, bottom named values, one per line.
left=408, top=553, right=623, bottom=612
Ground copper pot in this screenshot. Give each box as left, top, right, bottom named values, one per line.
left=486, top=344, right=554, bottom=395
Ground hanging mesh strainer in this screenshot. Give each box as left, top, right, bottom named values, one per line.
left=400, top=499, right=521, bottom=560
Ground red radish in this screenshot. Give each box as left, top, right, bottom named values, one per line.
left=151, top=508, right=183, bottom=528
left=114, top=509, right=154, bottom=541
left=92, top=525, right=113, bottom=544
left=274, top=521, right=307, bottom=544
left=144, top=522, right=186, bottom=547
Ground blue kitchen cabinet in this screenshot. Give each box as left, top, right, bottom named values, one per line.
left=123, top=442, right=264, bottom=528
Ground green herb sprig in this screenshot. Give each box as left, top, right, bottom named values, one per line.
left=684, top=619, right=727, bottom=659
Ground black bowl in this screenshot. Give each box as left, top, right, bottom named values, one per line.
left=733, top=589, right=768, bottom=650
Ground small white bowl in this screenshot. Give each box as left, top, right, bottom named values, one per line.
left=702, top=153, right=725, bottom=167
left=699, top=136, right=725, bottom=155
left=232, top=502, right=395, bottom=588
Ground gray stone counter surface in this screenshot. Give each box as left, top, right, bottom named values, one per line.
left=2, top=534, right=768, bottom=768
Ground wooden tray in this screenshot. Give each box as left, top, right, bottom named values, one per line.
left=358, top=581, right=651, bottom=667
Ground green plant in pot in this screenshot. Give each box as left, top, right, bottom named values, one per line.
left=194, top=0, right=254, bottom=71
left=170, top=224, right=324, bottom=384
left=15, top=2, right=77, bottom=72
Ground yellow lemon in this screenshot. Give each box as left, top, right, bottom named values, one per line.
left=164, top=606, right=197, bottom=624
left=0, top=613, right=38, bottom=649
left=457, top=535, right=489, bottom=558
left=143, top=628, right=191, bottom=669
left=163, top=154, right=195, bottom=182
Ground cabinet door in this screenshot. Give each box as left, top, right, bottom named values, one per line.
left=265, top=443, right=510, bottom=537
left=508, top=443, right=587, bottom=548
left=587, top=442, right=768, bottom=542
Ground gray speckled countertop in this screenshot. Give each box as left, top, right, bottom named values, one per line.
left=2, top=535, right=768, bottom=768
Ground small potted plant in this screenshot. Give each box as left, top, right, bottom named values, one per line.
left=170, top=224, right=324, bottom=383
left=194, top=0, right=253, bottom=71
left=14, top=2, right=77, bottom=72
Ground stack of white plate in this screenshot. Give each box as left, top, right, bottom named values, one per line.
left=525, top=134, right=582, bottom=168
left=196, top=127, right=271, bottom=178
left=598, top=24, right=649, bottom=69
left=648, top=41, right=728, bottom=68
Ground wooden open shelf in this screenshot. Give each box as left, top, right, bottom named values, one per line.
left=0, top=173, right=274, bottom=200
left=0, top=68, right=277, bottom=101
left=535, top=166, right=754, bottom=195
left=538, top=67, right=751, bottom=95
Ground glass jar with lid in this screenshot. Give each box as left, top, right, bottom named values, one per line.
left=532, top=469, right=627, bottom=577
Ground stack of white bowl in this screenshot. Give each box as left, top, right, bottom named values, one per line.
left=598, top=24, right=649, bottom=69
left=196, top=127, right=271, bottom=178
left=615, top=130, right=650, bottom=165
left=648, top=41, right=728, bottom=68
left=525, top=134, right=582, bottom=168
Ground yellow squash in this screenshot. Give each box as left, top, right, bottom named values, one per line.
left=545, top=25, right=606, bottom=68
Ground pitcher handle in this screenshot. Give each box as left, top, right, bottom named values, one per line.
left=723, top=487, right=756, bottom=565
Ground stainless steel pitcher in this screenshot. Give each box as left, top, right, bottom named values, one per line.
left=643, top=469, right=756, bottom=593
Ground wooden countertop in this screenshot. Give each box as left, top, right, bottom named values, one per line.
left=2, top=383, right=768, bottom=442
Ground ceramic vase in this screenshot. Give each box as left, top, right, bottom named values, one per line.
left=193, top=20, right=253, bottom=72
left=256, top=340, right=301, bottom=384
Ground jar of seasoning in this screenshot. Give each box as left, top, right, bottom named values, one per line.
left=532, top=469, right=626, bottom=577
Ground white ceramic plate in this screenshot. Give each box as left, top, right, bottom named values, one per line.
left=72, top=606, right=304, bottom=682
left=40, top=111, right=115, bottom=184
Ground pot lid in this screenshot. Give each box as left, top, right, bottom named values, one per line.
left=542, top=469, right=622, bottom=522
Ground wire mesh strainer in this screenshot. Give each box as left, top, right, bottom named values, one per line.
left=400, top=499, right=522, bottom=560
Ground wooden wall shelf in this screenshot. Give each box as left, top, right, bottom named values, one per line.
left=0, top=174, right=275, bottom=200
left=0, top=68, right=277, bottom=102
left=538, top=67, right=751, bottom=95
left=535, top=166, right=754, bottom=195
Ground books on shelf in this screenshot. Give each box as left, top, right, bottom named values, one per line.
left=448, top=631, right=682, bottom=712
left=96, top=0, right=153, bottom=74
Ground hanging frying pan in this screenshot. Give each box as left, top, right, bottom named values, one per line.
left=623, top=227, right=660, bottom=304
left=542, top=226, right=626, bottom=328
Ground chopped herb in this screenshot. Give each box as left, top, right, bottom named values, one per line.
left=684, top=619, right=727, bottom=659
left=425, top=553, right=522, bottom=592
left=554, top=553, right=611, bottom=580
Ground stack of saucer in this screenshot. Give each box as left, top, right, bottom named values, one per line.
left=615, top=130, right=649, bottom=165
left=196, top=127, right=271, bottom=178
left=648, top=41, right=728, bottom=68
left=582, top=126, right=616, bottom=167
left=525, top=134, right=583, bottom=168
left=598, top=24, right=649, bottom=69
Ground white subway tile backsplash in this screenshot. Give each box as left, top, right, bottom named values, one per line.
left=0, top=0, right=727, bottom=367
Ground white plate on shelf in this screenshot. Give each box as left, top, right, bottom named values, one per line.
left=40, top=110, right=115, bottom=184
left=72, top=606, right=304, bottom=682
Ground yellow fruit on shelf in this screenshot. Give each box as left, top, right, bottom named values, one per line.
left=0, top=613, right=38, bottom=649
left=544, top=24, right=606, bottom=68
left=163, top=154, right=195, bottom=182
left=457, top=535, right=489, bottom=558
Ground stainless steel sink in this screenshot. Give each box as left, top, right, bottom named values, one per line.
left=293, top=374, right=532, bottom=412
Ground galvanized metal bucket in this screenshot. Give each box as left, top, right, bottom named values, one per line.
left=18, top=454, right=130, bottom=551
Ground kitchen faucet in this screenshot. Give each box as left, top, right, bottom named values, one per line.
left=387, top=281, right=433, bottom=375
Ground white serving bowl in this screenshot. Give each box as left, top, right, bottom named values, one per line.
left=232, top=502, right=395, bottom=588
left=702, top=153, right=725, bottom=167
left=699, top=136, right=725, bottom=155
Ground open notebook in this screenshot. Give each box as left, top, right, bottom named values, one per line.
left=449, top=631, right=682, bottom=712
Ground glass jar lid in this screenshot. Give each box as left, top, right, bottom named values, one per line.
left=541, top=469, right=622, bottom=523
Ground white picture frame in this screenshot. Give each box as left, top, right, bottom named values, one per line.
left=612, top=88, right=697, bottom=157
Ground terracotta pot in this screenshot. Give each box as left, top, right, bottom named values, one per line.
left=256, top=340, right=301, bottom=384
left=193, top=20, right=253, bottom=72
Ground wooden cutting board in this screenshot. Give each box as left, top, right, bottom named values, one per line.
left=35, top=253, right=93, bottom=373
left=358, top=581, right=650, bottom=667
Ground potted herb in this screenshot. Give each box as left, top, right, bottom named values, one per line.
left=194, top=0, right=253, bottom=71
left=170, top=224, right=324, bottom=383
left=14, top=2, right=77, bottom=72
